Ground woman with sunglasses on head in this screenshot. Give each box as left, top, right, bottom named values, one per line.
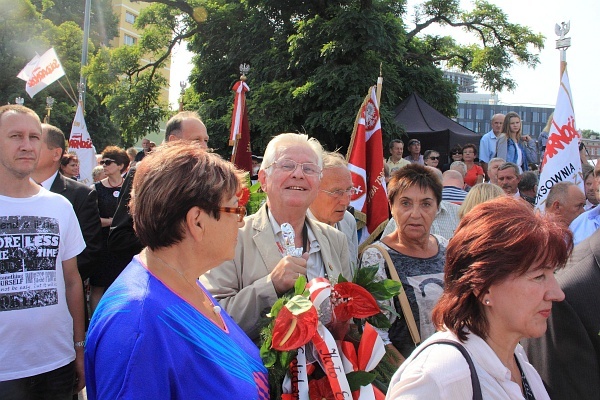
left=423, top=150, right=441, bottom=169
left=462, top=143, right=485, bottom=187
left=85, top=142, right=269, bottom=399
left=89, top=146, right=130, bottom=314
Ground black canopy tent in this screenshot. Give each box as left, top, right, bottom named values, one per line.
left=393, top=93, right=481, bottom=164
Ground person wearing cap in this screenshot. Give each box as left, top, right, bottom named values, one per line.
left=404, top=139, right=424, bottom=165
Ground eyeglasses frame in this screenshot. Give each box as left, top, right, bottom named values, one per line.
left=265, top=158, right=322, bottom=176
left=217, top=206, right=246, bottom=222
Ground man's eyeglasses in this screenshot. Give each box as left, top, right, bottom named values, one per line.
left=428, top=156, right=440, bottom=160
left=266, top=159, right=322, bottom=176
left=320, top=187, right=359, bottom=198
left=99, top=159, right=116, bottom=166
left=217, top=206, right=246, bottom=222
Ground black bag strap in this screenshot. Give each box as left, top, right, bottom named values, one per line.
left=412, top=339, right=482, bottom=400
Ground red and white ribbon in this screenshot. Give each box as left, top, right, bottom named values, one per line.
left=339, top=323, right=386, bottom=400
left=282, top=345, right=309, bottom=400
left=229, top=80, right=249, bottom=143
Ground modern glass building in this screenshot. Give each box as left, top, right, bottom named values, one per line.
left=456, top=102, right=554, bottom=138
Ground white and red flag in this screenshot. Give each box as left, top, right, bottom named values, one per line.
left=229, top=80, right=252, bottom=173
left=347, top=86, right=388, bottom=249
left=68, top=101, right=97, bottom=186
left=17, top=48, right=66, bottom=98
left=535, top=68, right=583, bottom=212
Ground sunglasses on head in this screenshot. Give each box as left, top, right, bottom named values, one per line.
left=100, top=159, right=116, bottom=166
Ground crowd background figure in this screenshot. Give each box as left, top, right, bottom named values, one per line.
left=3, top=101, right=600, bottom=400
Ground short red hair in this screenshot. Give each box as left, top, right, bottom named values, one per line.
left=432, top=196, right=573, bottom=341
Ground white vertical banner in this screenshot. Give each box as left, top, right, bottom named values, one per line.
left=16, top=48, right=66, bottom=98
left=68, top=101, right=97, bottom=186
left=535, top=69, right=583, bottom=212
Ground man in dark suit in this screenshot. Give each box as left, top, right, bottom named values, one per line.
left=522, top=228, right=600, bottom=399
left=31, top=124, right=103, bottom=281
left=108, top=111, right=209, bottom=263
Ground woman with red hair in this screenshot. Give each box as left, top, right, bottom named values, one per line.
left=386, top=197, right=573, bottom=399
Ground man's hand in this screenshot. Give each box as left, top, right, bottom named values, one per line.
left=270, top=253, right=308, bottom=295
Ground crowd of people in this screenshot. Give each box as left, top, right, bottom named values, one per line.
left=1, top=105, right=598, bottom=400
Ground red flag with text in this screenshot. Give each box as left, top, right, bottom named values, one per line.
left=347, top=87, right=388, bottom=249
left=535, top=68, right=583, bottom=212
left=230, top=80, right=252, bottom=173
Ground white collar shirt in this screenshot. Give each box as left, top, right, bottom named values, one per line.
left=386, top=330, right=550, bottom=400
left=267, top=208, right=324, bottom=280
left=570, top=204, right=600, bottom=245
left=34, top=170, right=59, bottom=190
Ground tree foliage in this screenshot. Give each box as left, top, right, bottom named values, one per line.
left=0, top=0, right=120, bottom=149
left=581, top=129, right=600, bottom=139
left=0, top=0, right=172, bottom=149
left=134, top=0, right=544, bottom=156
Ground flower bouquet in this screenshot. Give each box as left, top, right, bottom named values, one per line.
left=259, top=267, right=401, bottom=400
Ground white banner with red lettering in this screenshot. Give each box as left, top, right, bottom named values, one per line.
left=347, top=87, right=388, bottom=248
left=16, top=48, right=66, bottom=98
left=535, top=68, right=583, bottom=212
left=68, top=101, right=97, bottom=186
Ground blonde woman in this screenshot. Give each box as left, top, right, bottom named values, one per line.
left=458, top=183, right=504, bottom=219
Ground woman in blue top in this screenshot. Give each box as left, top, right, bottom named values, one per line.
left=85, top=142, right=269, bottom=399
left=496, top=112, right=529, bottom=172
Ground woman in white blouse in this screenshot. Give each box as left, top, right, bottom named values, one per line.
left=386, top=196, right=573, bottom=399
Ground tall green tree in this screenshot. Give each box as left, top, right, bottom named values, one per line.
left=1, top=0, right=171, bottom=149
left=30, top=0, right=118, bottom=46
left=135, top=0, right=544, bottom=156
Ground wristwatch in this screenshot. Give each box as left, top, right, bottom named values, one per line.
left=74, top=341, right=85, bottom=348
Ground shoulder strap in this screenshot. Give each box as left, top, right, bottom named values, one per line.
left=413, top=339, right=483, bottom=400
left=362, top=244, right=421, bottom=346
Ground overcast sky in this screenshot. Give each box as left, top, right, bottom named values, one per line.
left=169, top=0, right=600, bottom=132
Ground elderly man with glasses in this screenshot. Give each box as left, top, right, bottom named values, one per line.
left=201, top=133, right=352, bottom=341
left=308, top=151, right=359, bottom=266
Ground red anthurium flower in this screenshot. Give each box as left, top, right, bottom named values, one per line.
left=332, top=282, right=380, bottom=321
left=271, top=296, right=318, bottom=351
left=308, top=376, right=335, bottom=400
left=238, top=186, right=250, bottom=206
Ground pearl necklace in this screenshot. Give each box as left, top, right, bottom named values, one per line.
left=148, top=250, right=221, bottom=316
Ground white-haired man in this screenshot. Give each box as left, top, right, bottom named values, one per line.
left=201, top=133, right=352, bottom=341
left=308, top=151, right=358, bottom=266
left=479, top=113, right=505, bottom=175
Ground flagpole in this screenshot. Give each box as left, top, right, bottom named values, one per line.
left=376, top=63, right=383, bottom=107
left=79, top=0, right=92, bottom=108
